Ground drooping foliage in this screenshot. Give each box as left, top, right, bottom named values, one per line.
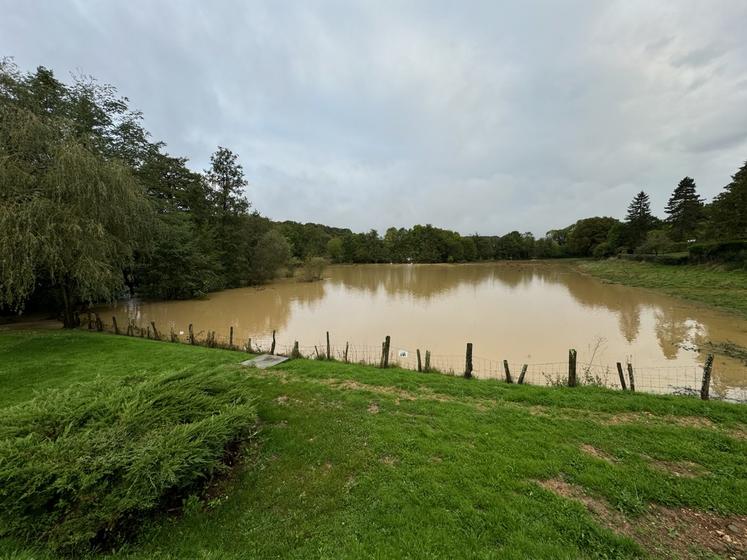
left=0, top=69, right=153, bottom=326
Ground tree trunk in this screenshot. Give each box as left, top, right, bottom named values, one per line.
left=59, top=284, right=78, bottom=329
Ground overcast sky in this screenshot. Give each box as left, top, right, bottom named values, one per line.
left=3, top=1, right=747, bottom=235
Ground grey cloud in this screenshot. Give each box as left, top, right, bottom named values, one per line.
left=2, top=0, right=747, bottom=235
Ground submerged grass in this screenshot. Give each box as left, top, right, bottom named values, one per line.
left=0, top=330, right=746, bottom=559
left=577, top=260, right=747, bottom=317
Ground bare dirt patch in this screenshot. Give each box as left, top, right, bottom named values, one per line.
left=538, top=477, right=747, bottom=559
left=606, top=412, right=716, bottom=430
left=580, top=444, right=617, bottom=464
left=645, top=457, right=707, bottom=478
left=367, top=402, right=380, bottom=414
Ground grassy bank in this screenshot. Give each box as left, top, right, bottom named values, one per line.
left=577, top=260, right=747, bottom=317
left=1, top=330, right=746, bottom=559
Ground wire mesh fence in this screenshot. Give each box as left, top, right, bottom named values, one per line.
left=86, top=313, right=747, bottom=404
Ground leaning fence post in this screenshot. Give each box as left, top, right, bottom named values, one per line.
left=270, top=330, right=276, bottom=355
left=616, top=362, right=627, bottom=390
left=150, top=321, right=160, bottom=341
left=380, top=335, right=391, bottom=368
left=111, top=316, right=119, bottom=335
left=229, top=326, right=234, bottom=349
left=568, top=349, right=577, bottom=387
left=626, top=362, right=635, bottom=392
left=326, top=331, right=331, bottom=360
left=188, top=323, right=195, bottom=345
left=700, top=354, right=714, bottom=401
left=424, top=350, right=431, bottom=373
left=464, top=343, right=473, bottom=378
left=503, top=360, right=513, bottom=384
left=416, top=349, right=422, bottom=372
left=518, top=364, right=528, bottom=384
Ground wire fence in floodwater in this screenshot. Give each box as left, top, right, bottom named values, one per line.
left=87, top=314, right=747, bottom=404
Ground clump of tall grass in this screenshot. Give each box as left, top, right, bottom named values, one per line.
left=0, top=369, right=257, bottom=553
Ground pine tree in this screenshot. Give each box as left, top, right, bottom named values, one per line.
left=709, top=161, right=747, bottom=239
left=626, top=191, right=655, bottom=248
left=665, top=177, right=704, bottom=242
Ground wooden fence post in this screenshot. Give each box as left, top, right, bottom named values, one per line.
left=112, top=316, right=119, bottom=335
left=464, top=343, right=473, bottom=379
left=94, top=313, right=103, bottom=332
left=616, top=362, right=627, bottom=390
left=424, top=350, right=431, bottom=373
left=503, top=360, right=513, bottom=384
left=626, top=362, right=635, bottom=392
left=416, top=349, right=422, bottom=372
left=700, top=354, right=714, bottom=401
left=270, top=330, right=276, bottom=355
left=291, top=341, right=300, bottom=359
left=188, top=323, right=195, bottom=345
left=127, top=320, right=134, bottom=337
left=150, top=321, right=159, bottom=341
left=568, top=349, right=577, bottom=387
left=380, top=335, right=391, bottom=368
left=518, top=364, right=528, bottom=384
left=344, top=342, right=349, bottom=363
left=326, top=331, right=331, bottom=360
left=229, top=326, right=234, bottom=349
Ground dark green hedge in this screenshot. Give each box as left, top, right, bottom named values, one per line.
left=688, top=240, right=747, bottom=264
left=618, top=253, right=690, bottom=265
left=0, top=369, right=257, bottom=553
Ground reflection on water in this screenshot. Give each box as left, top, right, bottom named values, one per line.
left=100, top=263, right=747, bottom=399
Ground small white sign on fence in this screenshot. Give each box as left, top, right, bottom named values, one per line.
left=398, top=350, right=408, bottom=358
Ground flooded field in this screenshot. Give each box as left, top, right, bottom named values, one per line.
left=101, top=262, right=747, bottom=400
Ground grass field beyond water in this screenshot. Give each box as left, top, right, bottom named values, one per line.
left=0, top=330, right=746, bottom=559
left=577, top=260, right=747, bottom=318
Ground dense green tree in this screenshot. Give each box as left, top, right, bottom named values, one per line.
left=626, top=191, right=656, bottom=249
left=251, top=229, right=292, bottom=283
left=134, top=213, right=221, bottom=299
left=709, top=161, right=747, bottom=239
left=326, top=237, right=344, bottom=263
left=665, top=177, right=704, bottom=242
left=0, top=103, right=152, bottom=326
left=205, top=147, right=250, bottom=220
left=637, top=229, right=674, bottom=255
left=566, top=217, right=619, bottom=256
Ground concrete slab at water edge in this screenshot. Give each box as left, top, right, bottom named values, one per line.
left=241, top=354, right=289, bottom=369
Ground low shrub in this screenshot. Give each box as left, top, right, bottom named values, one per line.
left=618, top=253, right=689, bottom=265
left=0, top=368, right=257, bottom=553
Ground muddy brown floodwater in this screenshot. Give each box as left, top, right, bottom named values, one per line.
left=100, top=262, right=747, bottom=400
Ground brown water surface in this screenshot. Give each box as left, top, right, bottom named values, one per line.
left=101, top=263, right=747, bottom=400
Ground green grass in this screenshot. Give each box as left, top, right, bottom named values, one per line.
left=577, top=260, right=747, bottom=317
left=1, top=330, right=746, bottom=559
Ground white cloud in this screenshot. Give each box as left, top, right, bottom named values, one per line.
left=2, top=0, right=746, bottom=235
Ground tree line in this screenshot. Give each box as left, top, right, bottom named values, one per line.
left=1, top=62, right=746, bottom=326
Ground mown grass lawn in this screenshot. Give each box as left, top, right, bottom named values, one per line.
left=1, top=330, right=746, bottom=559
left=577, top=260, right=747, bottom=318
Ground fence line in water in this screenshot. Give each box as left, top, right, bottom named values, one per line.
left=86, top=312, right=743, bottom=403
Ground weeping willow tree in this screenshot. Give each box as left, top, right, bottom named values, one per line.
left=0, top=103, right=153, bottom=326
